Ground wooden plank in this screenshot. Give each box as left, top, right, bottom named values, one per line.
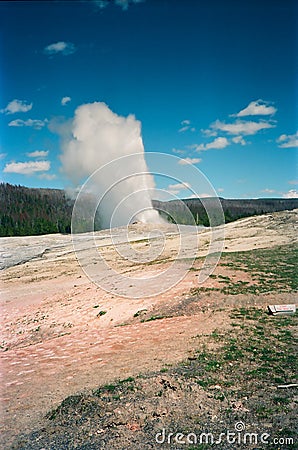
left=268, top=304, right=296, bottom=315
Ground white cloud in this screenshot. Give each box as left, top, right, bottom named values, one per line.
left=61, top=96, right=71, bottom=106
left=3, top=160, right=50, bottom=175
left=0, top=153, right=7, bottom=160
left=260, top=187, right=298, bottom=198
left=26, top=150, right=49, bottom=158
left=282, top=189, right=298, bottom=198
left=198, top=193, right=213, bottom=198
left=278, top=134, right=287, bottom=142
left=44, top=41, right=76, bottom=56
left=94, top=0, right=144, bottom=10
left=234, top=99, right=277, bottom=117
left=209, top=119, right=275, bottom=136
left=217, top=188, right=224, bottom=193
left=187, top=192, right=213, bottom=198
left=172, top=148, right=186, bottom=155
left=205, top=137, right=229, bottom=149
left=168, top=182, right=191, bottom=191
left=39, top=173, right=56, bottom=180
left=276, top=132, right=298, bottom=148
left=179, top=126, right=190, bottom=133
left=178, top=157, right=202, bottom=165
left=8, top=119, right=47, bottom=130
left=201, top=128, right=217, bottom=137
left=178, top=119, right=195, bottom=133
left=232, top=135, right=246, bottom=146
left=1, top=99, right=33, bottom=115
left=288, top=180, right=298, bottom=185
left=195, top=137, right=230, bottom=151
left=261, top=188, right=276, bottom=194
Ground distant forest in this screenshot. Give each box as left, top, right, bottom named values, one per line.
left=0, top=182, right=297, bottom=237
left=153, top=197, right=298, bottom=227
left=0, top=183, right=73, bottom=236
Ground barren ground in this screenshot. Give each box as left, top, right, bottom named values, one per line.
left=0, top=209, right=297, bottom=449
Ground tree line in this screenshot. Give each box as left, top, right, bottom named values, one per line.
left=0, top=183, right=73, bottom=236
left=153, top=197, right=298, bottom=227
left=1, top=183, right=297, bottom=236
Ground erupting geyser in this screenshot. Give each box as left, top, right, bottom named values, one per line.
left=59, top=102, right=162, bottom=228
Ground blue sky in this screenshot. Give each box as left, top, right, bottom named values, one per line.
left=0, top=0, right=297, bottom=199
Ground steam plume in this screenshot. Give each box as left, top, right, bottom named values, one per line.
left=59, top=102, right=161, bottom=228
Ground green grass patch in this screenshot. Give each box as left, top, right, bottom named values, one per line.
left=141, top=315, right=165, bottom=322
left=191, top=244, right=298, bottom=296
left=133, top=309, right=147, bottom=317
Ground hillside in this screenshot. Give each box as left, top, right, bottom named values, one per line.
left=0, top=183, right=297, bottom=236
left=153, top=197, right=298, bottom=226
left=0, top=183, right=72, bottom=236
